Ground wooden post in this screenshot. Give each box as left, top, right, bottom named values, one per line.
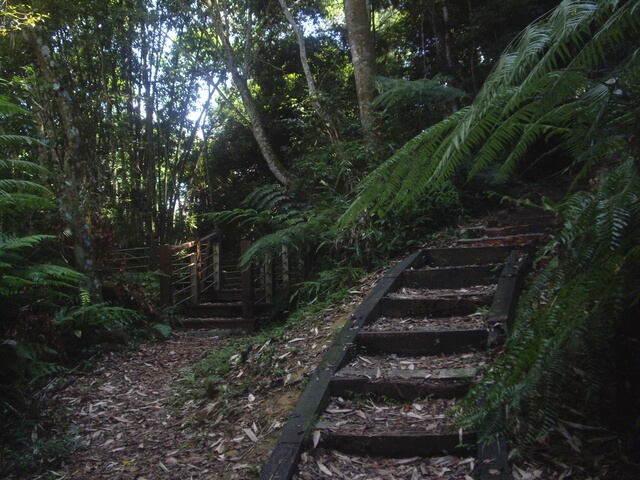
left=189, top=252, right=199, bottom=306
left=281, top=245, right=290, bottom=289
left=264, top=255, right=273, bottom=304
left=241, top=240, right=254, bottom=319
left=159, top=244, right=174, bottom=307
left=213, top=243, right=220, bottom=292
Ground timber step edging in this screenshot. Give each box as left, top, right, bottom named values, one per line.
left=179, top=317, right=256, bottom=330
left=259, top=246, right=528, bottom=480
left=355, top=328, right=489, bottom=355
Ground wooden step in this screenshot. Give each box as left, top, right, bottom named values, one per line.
left=378, top=294, right=492, bottom=318
left=356, top=329, right=487, bottom=355
left=200, top=289, right=243, bottom=302
left=330, top=366, right=475, bottom=400
left=316, top=430, right=477, bottom=458
left=186, top=302, right=243, bottom=317
left=487, top=213, right=556, bottom=227
left=455, top=233, right=542, bottom=248
left=463, top=222, right=552, bottom=238
left=421, top=245, right=520, bottom=267
left=402, top=264, right=501, bottom=289
left=179, top=317, right=255, bottom=330
left=314, top=397, right=476, bottom=457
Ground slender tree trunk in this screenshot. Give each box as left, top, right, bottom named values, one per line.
left=205, top=0, right=297, bottom=187
left=24, top=28, right=104, bottom=303
left=440, top=0, right=459, bottom=110
left=343, top=0, right=378, bottom=148
left=277, top=0, right=340, bottom=144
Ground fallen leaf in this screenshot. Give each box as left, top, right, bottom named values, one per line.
left=243, top=428, right=258, bottom=443
left=313, top=430, right=321, bottom=449
left=317, top=461, right=333, bottom=476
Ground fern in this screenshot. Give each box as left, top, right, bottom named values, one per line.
left=55, top=303, right=143, bottom=335
left=373, top=75, right=466, bottom=111
left=342, top=0, right=640, bottom=225
left=455, top=160, right=640, bottom=445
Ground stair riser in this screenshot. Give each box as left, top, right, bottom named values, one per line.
left=402, top=264, right=500, bottom=289
left=378, top=296, right=491, bottom=317
left=318, top=432, right=477, bottom=458
left=330, top=378, right=470, bottom=400
left=356, top=329, right=488, bottom=355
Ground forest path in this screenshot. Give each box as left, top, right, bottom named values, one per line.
left=35, top=333, right=222, bottom=479
left=23, top=305, right=358, bottom=479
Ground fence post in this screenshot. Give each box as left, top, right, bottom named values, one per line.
left=189, top=244, right=200, bottom=306
left=213, top=243, right=220, bottom=292
left=281, top=245, right=289, bottom=289
left=159, top=244, right=174, bottom=307
left=264, top=255, right=273, bottom=304
left=241, top=240, right=254, bottom=319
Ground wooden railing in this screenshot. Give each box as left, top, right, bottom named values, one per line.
left=106, top=231, right=296, bottom=320
left=155, top=232, right=293, bottom=319
left=158, top=230, right=220, bottom=308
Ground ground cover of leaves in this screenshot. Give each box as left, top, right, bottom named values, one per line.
left=12, top=289, right=366, bottom=479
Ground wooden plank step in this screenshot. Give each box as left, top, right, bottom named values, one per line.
left=330, top=367, right=475, bottom=400
left=363, top=313, right=487, bottom=332
left=421, top=245, right=518, bottom=267
left=356, top=329, right=488, bottom=355
left=455, top=233, right=542, bottom=247
left=200, top=289, right=243, bottom=302
left=402, top=264, right=501, bottom=289
left=314, top=397, right=473, bottom=458
left=463, top=223, right=552, bottom=238
left=316, top=430, right=477, bottom=458
left=185, top=302, right=243, bottom=317
left=378, top=294, right=492, bottom=317
left=487, top=213, right=556, bottom=227
left=179, top=317, right=255, bottom=329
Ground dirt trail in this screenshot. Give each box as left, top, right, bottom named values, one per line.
left=18, top=299, right=358, bottom=480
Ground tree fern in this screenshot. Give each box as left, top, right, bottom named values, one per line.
left=341, top=0, right=640, bottom=225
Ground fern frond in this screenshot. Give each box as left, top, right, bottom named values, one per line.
left=457, top=159, right=640, bottom=444
left=344, top=0, right=640, bottom=224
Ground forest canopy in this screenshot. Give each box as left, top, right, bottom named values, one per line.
left=3, top=0, right=640, bottom=476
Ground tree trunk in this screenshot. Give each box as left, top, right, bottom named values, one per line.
left=343, top=0, right=378, bottom=147
left=24, top=28, right=104, bottom=303
left=278, top=0, right=340, bottom=145
left=206, top=0, right=297, bottom=187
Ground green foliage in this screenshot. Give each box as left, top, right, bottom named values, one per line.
left=291, top=265, right=365, bottom=304
left=373, top=75, right=466, bottom=112
left=55, top=303, right=143, bottom=339
left=342, top=0, right=640, bottom=225
left=456, top=159, right=640, bottom=445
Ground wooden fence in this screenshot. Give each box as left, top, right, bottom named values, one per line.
left=106, top=231, right=296, bottom=319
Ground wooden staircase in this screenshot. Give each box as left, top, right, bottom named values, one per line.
left=157, top=235, right=294, bottom=330
left=260, top=211, right=555, bottom=479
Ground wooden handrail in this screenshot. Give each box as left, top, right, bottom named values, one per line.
left=158, top=230, right=293, bottom=318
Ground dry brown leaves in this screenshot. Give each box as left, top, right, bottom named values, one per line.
left=295, top=449, right=477, bottom=479
left=15, top=283, right=372, bottom=480
left=316, top=397, right=461, bottom=435
left=363, top=314, right=487, bottom=332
